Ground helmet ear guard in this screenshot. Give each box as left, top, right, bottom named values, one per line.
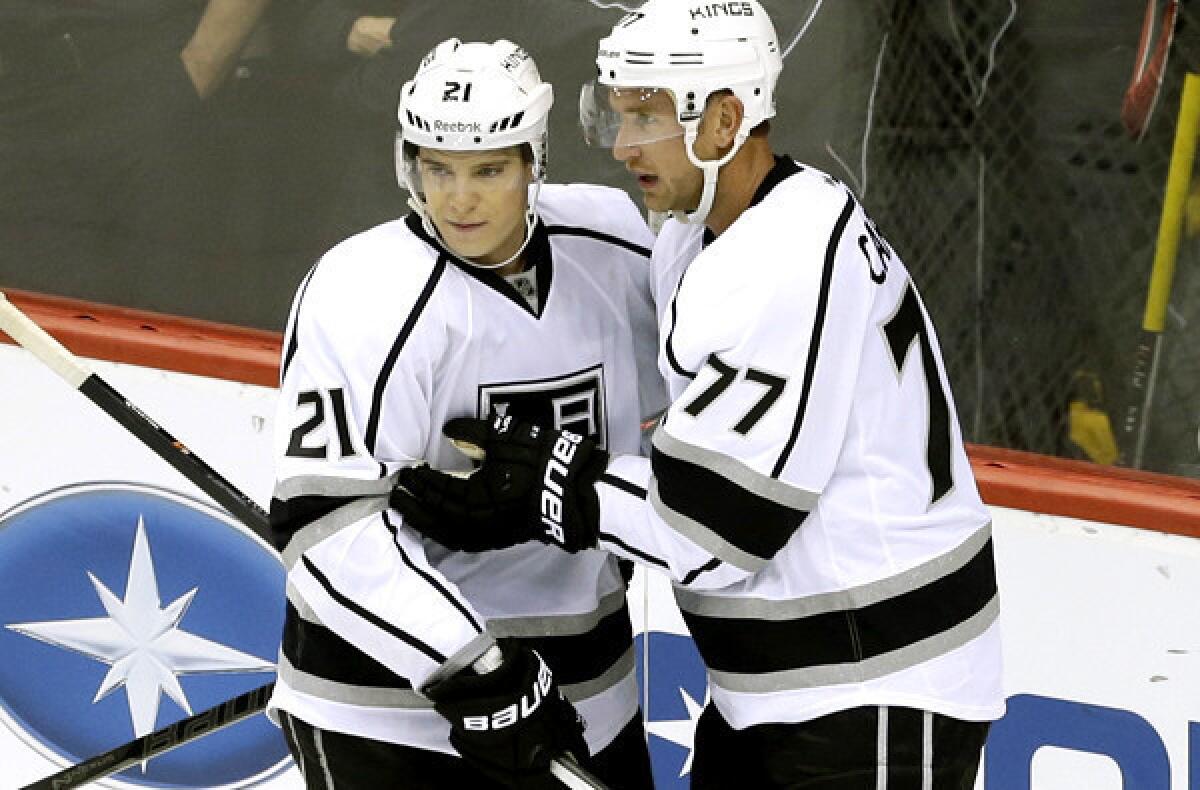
left=585, top=0, right=783, bottom=225
left=396, top=39, right=554, bottom=268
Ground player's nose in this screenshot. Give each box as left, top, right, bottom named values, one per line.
left=611, top=123, right=640, bottom=163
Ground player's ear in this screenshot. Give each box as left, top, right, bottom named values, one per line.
left=706, top=92, right=744, bottom=149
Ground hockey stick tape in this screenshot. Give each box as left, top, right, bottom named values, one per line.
left=0, top=291, right=90, bottom=388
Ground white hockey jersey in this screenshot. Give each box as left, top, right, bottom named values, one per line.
left=596, top=158, right=1005, bottom=729
left=268, top=184, right=665, bottom=755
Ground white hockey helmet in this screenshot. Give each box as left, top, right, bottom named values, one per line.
left=581, top=0, right=783, bottom=224
left=397, top=39, right=554, bottom=267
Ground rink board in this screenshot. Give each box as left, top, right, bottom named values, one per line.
left=3, top=290, right=1200, bottom=789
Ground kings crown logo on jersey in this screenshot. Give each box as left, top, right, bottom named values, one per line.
left=478, top=364, right=608, bottom=449
left=0, top=483, right=290, bottom=788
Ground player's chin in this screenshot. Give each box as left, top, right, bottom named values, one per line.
left=641, top=191, right=672, bottom=213
left=444, top=234, right=496, bottom=260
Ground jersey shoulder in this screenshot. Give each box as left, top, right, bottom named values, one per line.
left=736, top=165, right=859, bottom=260
left=293, top=217, right=447, bottom=350
left=538, top=183, right=655, bottom=257
left=672, top=167, right=869, bottom=354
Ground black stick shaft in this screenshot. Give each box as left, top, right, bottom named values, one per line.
left=78, top=375, right=270, bottom=532
left=19, top=683, right=275, bottom=790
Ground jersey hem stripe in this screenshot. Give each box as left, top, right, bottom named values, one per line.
left=674, top=523, right=992, bottom=619
left=705, top=599, right=999, bottom=692
left=678, top=536, right=998, bottom=676
left=278, top=653, right=429, bottom=708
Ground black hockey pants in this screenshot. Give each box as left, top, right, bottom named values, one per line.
left=690, top=703, right=990, bottom=789
left=279, top=708, right=653, bottom=790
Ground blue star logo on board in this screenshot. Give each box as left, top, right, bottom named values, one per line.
left=634, top=630, right=708, bottom=789
left=0, top=483, right=290, bottom=788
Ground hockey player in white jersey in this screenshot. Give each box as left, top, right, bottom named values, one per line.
left=392, top=2, right=1005, bottom=788
left=269, top=38, right=663, bottom=789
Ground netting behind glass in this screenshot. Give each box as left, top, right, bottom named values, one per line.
left=786, top=0, right=1200, bottom=475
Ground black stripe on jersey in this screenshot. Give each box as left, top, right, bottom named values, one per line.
left=281, top=262, right=319, bottom=384
left=283, top=601, right=415, bottom=689
left=513, top=599, right=635, bottom=687
left=545, top=225, right=652, bottom=258
left=679, top=537, right=997, bottom=675
left=382, top=512, right=483, bottom=633
left=365, top=256, right=448, bottom=454
left=595, top=473, right=674, bottom=571
left=598, top=472, right=646, bottom=499
left=300, top=554, right=448, bottom=665
left=664, top=278, right=694, bottom=380
left=653, top=444, right=808, bottom=562
left=269, top=493, right=357, bottom=553
left=681, top=557, right=723, bottom=586
left=771, top=191, right=857, bottom=478
left=598, top=530, right=669, bottom=571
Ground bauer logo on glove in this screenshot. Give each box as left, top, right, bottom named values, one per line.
left=391, top=416, right=608, bottom=553
left=463, top=652, right=554, bottom=731
left=539, top=429, right=586, bottom=544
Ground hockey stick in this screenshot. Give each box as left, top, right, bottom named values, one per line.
left=1118, top=73, right=1200, bottom=467
left=0, top=293, right=608, bottom=790
left=18, top=674, right=602, bottom=790
left=1123, top=0, right=1180, bottom=140
left=0, top=291, right=271, bottom=532
left=18, top=683, right=275, bottom=790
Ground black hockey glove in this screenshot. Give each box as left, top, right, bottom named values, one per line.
left=391, top=415, right=607, bottom=553
left=423, top=642, right=588, bottom=789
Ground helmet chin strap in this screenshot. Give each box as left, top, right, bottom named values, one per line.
left=671, top=125, right=749, bottom=226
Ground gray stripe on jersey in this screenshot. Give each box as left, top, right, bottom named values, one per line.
left=922, top=710, right=934, bottom=790
left=313, top=727, right=336, bottom=790
left=280, top=494, right=391, bottom=570
left=674, top=523, right=992, bottom=619
left=876, top=706, right=888, bottom=790
left=421, top=632, right=502, bottom=691
left=278, top=653, right=433, bottom=709
left=562, top=646, right=636, bottom=703
left=648, top=478, right=766, bottom=573
left=652, top=428, right=819, bottom=512
left=287, top=580, right=324, bottom=624
left=485, top=587, right=627, bottom=638
left=706, top=594, right=999, bottom=692
left=274, top=473, right=398, bottom=502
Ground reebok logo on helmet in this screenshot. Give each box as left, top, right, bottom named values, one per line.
left=433, top=120, right=483, bottom=132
